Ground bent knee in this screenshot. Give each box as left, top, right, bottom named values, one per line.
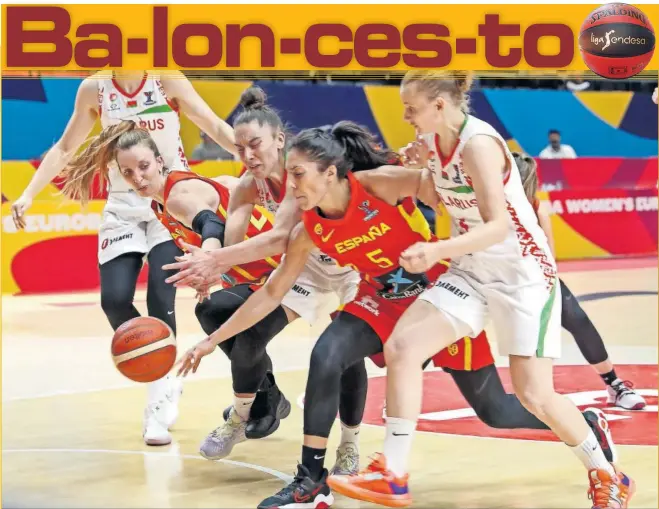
left=383, top=333, right=421, bottom=366
left=516, top=389, right=553, bottom=417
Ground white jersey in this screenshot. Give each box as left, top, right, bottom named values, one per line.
left=94, top=72, right=189, bottom=264
left=96, top=73, right=189, bottom=196
left=423, top=115, right=557, bottom=290
left=254, top=176, right=354, bottom=277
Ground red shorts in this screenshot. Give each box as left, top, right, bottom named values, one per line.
left=339, top=280, right=494, bottom=372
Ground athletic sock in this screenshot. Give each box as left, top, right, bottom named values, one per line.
left=302, top=446, right=327, bottom=482
left=569, top=430, right=616, bottom=476
left=600, top=370, right=618, bottom=387
left=383, top=417, right=416, bottom=477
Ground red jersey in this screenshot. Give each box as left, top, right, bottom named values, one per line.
left=302, top=171, right=446, bottom=300
left=152, top=171, right=280, bottom=288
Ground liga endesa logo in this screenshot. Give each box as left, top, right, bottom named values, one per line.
left=357, top=365, right=657, bottom=446
left=4, top=5, right=578, bottom=69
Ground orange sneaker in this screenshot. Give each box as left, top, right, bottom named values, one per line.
left=588, top=469, right=636, bottom=508
left=327, top=453, right=411, bottom=508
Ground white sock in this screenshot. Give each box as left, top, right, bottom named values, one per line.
left=570, top=430, right=616, bottom=476
left=234, top=395, right=256, bottom=421
left=383, top=417, right=416, bottom=477
left=339, top=422, right=360, bottom=449
left=147, top=375, right=171, bottom=403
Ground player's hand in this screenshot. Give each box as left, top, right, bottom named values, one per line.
left=11, top=194, right=33, bottom=230
left=399, top=241, right=440, bottom=273
left=163, top=242, right=218, bottom=287
left=176, top=338, right=215, bottom=377
left=653, top=87, right=658, bottom=105
left=399, top=136, right=435, bottom=169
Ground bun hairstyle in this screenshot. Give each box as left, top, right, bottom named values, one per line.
left=402, top=70, right=474, bottom=113
left=511, top=151, right=539, bottom=202
left=287, top=120, right=398, bottom=178
left=60, top=120, right=160, bottom=206
left=234, top=85, right=284, bottom=131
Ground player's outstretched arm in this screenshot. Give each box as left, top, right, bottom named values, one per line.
left=11, top=78, right=98, bottom=229
left=176, top=223, right=313, bottom=377
left=161, top=72, right=237, bottom=157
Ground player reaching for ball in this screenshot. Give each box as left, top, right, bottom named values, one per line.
left=174, top=121, right=620, bottom=509
left=11, top=71, right=237, bottom=446
left=329, top=70, right=634, bottom=509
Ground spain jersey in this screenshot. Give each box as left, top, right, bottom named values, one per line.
left=302, top=171, right=446, bottom=301
left=151, top=171, right=280, bottom=288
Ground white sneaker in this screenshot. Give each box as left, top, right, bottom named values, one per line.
left=607, top=379, right=647, bottom=410
left=162, top=376, right=183, bottom=429
left=143, top=402, right=173, bottom=446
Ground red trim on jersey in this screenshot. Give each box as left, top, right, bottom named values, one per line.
left=265, top=170, right=287, bottom=204
left=112, top=77, right=147, bottom=98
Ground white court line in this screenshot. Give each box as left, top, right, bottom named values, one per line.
left=2, top=448, right=294, bottom=484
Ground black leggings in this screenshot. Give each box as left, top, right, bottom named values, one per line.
left=446, top=365, right=548, bottom=429
left=560, top=278, right=609, bottom=365
left=195, top=285, right=289, bottom=394
left=99, top=240, right=181, bottom=334
left=304, top=312, right=382, bottom=437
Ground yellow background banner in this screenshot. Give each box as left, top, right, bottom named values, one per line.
left=3, top=4, right=658, bottom=71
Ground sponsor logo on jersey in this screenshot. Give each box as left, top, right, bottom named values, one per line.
left=101, top=232, right=134, bottom=250
left=143, top=90, right=156, bottom=105
left=358, top=200, right=379, bottom=221
left=291, top=284, right=311, bottom=297
left=435, top=280, right=470, bottom=300
left=354, top=294, right=380, bottom=316
left=318, top=254, right=336, bottom=264
left=335, top=223, right=392, bottom=253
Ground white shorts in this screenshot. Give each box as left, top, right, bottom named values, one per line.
left=418, top=264, right=562, bottom=359
left=98, top=193, right=173, bottom=266
left=280, top=257, right=360, bottom=324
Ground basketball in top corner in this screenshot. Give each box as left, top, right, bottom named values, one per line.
left=579, top=3, right=655, bottom=79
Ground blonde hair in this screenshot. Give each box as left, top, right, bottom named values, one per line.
left=60, top=120, right=161, bottom=205
left=512, top=151, right=538, bottom=203
left=402, top=70, right=474, bottom=113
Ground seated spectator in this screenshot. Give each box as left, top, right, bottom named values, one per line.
left=192, top=131, right=236, bottom=161
left=539, top=129, right=577, bottom=159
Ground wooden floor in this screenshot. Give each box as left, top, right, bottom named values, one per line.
left=2, top=258, right=658, bottom=508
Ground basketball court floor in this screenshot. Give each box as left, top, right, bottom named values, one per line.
left=2, top=257, right=657, bottom=508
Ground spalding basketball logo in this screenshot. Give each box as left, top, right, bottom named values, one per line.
left=579, top=3, right=655, bottom=79
left=360, top=365, right=657, bottom=446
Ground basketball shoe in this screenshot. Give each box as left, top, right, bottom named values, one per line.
left=583, top=407, right=618, bottom=464
left=199, top=407, right=247, bottom=460
left=588, top=468, right=636, bottom=509
left=221, top=372, right=291, bottom=439
left=258, top=464, right=334, bottom=509
left=607, top=379, right=646, bottom=410
left=329, top=442, right=359, bottom=476
left=327, top=453, right=411, bottom=508
left=143, top=375, right=183, bottom=446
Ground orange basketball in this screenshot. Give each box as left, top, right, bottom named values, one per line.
left=111, top=317, right=177, bottom=383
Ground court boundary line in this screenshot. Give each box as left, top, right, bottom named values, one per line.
left=1, top=447, right=294, bottom=483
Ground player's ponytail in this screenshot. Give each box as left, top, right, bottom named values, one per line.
left=234, top=85, right=284, bottom=132
left=512, top=151, right=539, bottom=203
left=288, top=121, right=396, bottom=178
left=61, top=120, right=159, bottom=206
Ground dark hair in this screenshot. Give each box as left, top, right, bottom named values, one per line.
left=287, top=121, right=398, bottom=178
left=234, top=86, right=284, bottom=132
left=548, top=129, right=560, bottom=136
left=61, top=120, right=160, bottom=205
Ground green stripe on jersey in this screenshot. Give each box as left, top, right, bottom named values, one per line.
left=536, top=280, right=557, bottom=357
left=140, top=104, right=173, bottom=115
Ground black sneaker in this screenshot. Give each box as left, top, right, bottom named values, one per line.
left=246, top=372, right=291, bottom=439
left=258, top=464, right=334, bottom=508
left=583, top=407, right=619, bottom=464
left=222, top=373, right=291, bottom=440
